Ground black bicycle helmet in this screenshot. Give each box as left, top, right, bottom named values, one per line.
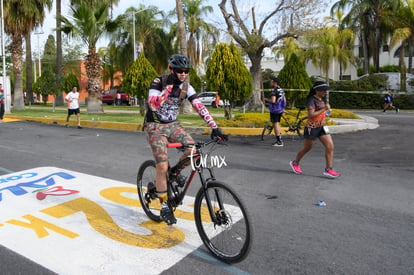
left=168, top=54, right=191, bottom=69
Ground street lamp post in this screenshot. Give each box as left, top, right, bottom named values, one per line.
left=34, top=31, right=44, bottom=77
left=133, top=13, right=136, bottom=60
left=132, top=8, right=150, bottom=60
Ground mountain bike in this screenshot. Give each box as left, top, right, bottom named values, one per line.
left=261, top=106, right=308, bottom=141
left=136, top=138, right=252, bottom=263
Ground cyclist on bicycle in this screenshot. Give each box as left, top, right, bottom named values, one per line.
left=264, top=77, right=286, bottom=146
left=145, top=54, right=226, bottom=225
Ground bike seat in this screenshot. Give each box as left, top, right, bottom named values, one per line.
left=297, top=106, right=306, bottom=110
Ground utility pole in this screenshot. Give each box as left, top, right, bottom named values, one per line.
left=0, top=0, right=10, bottom=113
left=35, top=31, right=44, bottom=78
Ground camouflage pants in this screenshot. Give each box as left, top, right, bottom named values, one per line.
left=146, top=121, right=194, bottom=163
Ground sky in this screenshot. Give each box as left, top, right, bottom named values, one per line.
left=32, top=0, right=284, bottom=57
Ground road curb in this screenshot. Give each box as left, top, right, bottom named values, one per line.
left=4, top=114, right=378, bottom=136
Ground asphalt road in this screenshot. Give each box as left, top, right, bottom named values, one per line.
left=0, top=111, right=413, bottom=274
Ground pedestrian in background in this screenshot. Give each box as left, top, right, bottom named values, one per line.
left=383, top=92, right=399, bottom=113
left=264, top=77, right=286, bottom=146
left=289, top=81, right=340, bottom=178
left=65, top=86, right=82, bottom=129
left=0, top=83, right=4, bottom=122
left=116, top=92, right=122, bottom=106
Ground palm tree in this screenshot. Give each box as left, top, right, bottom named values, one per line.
left=110, top=5, right=170, bottom=74
left=331, top=0, right=400, bottom=74
left=183, top=0, right=218, bottom=70
left=26, top=0, right=53, bottom=104
left=330, top=10, right=356, bottom=80
left=4, top=0, right=52, bottom=110
left=58, top=2, right=119, bottom=113
left=272, top=37, right=303, bottom=64
left=176, top=0, right=187, bottom=56
left=303, top=27, right=339, bottom=82
left=385, top=0, right=414, bottom=90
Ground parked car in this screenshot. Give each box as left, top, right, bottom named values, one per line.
left=102, top=89, right=130, bottom=105
left=198, top=91, right=229, bottom=108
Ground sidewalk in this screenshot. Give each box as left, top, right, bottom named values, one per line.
left=2, top=113, right=378, bottom=136
left=328, top=115, right=379, bottom=134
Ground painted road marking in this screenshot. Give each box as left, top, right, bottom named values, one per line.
left=0, top=166, right=14, bottom=174
left=0, top=167, right=221, bottom=274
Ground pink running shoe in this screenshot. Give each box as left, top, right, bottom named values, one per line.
left=323, top=168, right=341, bottom=178
left=289, top=160, right=303, bottom=174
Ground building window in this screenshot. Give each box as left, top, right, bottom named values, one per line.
left=383, top=45, right=389, bottom=52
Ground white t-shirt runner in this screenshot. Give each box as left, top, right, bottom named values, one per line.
left=65, top=91, right=80, bottom=109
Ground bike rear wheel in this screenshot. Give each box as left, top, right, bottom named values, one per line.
left=261, top=121, right=273, bottom=141
left=194, top=181, right=252, bottom=263
left=137, top=160, right=162, bottom=222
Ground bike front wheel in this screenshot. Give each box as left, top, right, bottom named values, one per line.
left=194, top=181, right=252, bottom=263
left=137, top=160, right=162, bottom=222
left=261, top=121, right=273, bottom=141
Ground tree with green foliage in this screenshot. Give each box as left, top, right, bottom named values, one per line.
left=42, top=35, right=57, bottom=73
left=109, top=5, right=170, bottom=75
left=62, top=39, right=84, bottom=76
left=182, top=0, right=219, bottom=70
left=32, top=68, right=63, bottom=111
left=303, top=27, right=340, bottom=85
left=206, top=43, right=252, bottom=119
left=98, top=46, right=119, bottom=90
left=278, top=53, right=312, bottom=108
left=122, top=54, right=158, bottom=115
left=189, top=68, right=201, bottom=92
left=62, top=73, right=80, bottom=94
left=218, top=0, right=328, bottom=110
left=331, top=0, right=399, bottom=74
left=273, top=37, right=304, bottom=64
left=384, top=0, right=414, bottom=91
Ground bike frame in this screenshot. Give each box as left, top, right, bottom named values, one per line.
left=282, top=106, right=306, bottom=128
left=167, top=141, right=221, bottom=223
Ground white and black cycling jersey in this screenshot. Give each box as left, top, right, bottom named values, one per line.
left=146, top=75, right=197, bottom=123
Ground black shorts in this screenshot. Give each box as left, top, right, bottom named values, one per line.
left=270, top=113, right=282, bottom=123
left=68, top=108, right=80, bottom=115
left=304, top=126, right=329, bottom=140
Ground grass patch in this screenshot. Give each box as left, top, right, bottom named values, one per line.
left=11, top=105, right=359, bottom=128
left=12, top=109, right=144, bottom=123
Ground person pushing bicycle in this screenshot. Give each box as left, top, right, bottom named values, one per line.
left=145, top=54, right=227, bottom=225
left=264, top=77, right=286, bottom=146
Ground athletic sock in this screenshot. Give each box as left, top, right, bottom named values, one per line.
left=157, top=191, right=168, bottom=203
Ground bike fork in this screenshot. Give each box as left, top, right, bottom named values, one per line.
left=198, top=167, right=222, bottom=223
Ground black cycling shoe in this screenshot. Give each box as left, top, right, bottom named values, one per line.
left=160, top=203, right=177, bottom=225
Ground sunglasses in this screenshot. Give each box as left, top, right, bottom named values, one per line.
left=175, top=69, right=189, bottom=74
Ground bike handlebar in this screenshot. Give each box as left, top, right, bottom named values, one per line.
left=167, top=137, right=227, bottom=149
left=167, top=143, right=184, bottom=148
